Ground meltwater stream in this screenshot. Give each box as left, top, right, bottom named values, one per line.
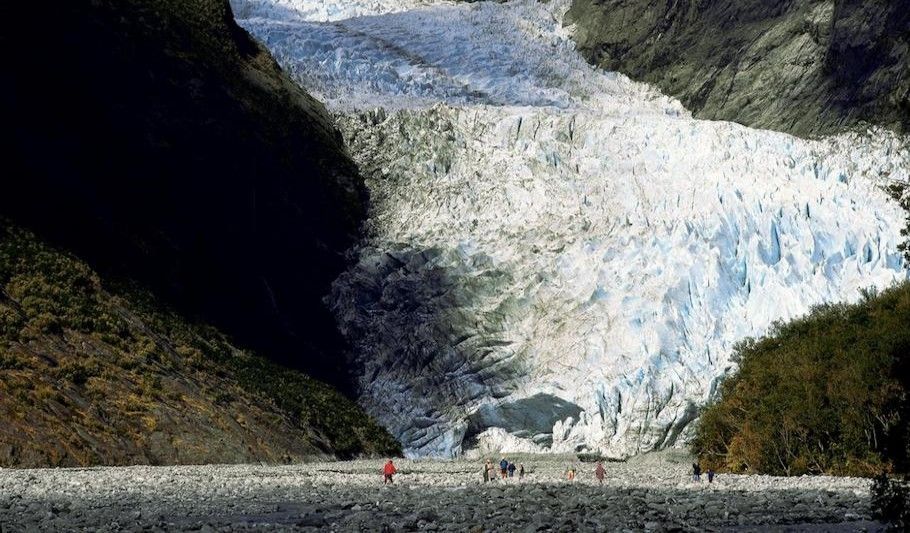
left=233, top=0, right=910, bottom=457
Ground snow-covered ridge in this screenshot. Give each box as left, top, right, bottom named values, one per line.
left=233, top=0, right=910, bottom=457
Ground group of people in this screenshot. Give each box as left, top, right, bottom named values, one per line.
left=483, top=458, right=523, bottom=482
left=381, top=458, right=717, bottom=485
left=484, top=459, right=609, bottom=483
left=692, top=462, right=715, bottom=483
left=568, top=462, right=606, bottom=483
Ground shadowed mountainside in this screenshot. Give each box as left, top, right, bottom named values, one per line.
left=0, top=223, right=401, bottom=467
left=0, top=0, right=366, bottom=388
left=567, top=0, right=910, bottom=137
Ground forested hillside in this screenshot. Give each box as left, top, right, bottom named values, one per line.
left=694, top=283, right=910, bottom=476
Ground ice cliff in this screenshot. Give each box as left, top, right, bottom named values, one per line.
left=234, top=0, right=910, bottom=457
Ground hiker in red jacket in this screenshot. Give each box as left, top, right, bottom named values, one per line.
left=383, top=460, right=397, bottom=484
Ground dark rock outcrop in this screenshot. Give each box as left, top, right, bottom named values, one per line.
left=0, top=0, right=366, bottom=388
left=567, top=0, right=910, bottom=137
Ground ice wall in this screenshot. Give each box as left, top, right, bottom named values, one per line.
left=234, top=0, right=910, bottom=457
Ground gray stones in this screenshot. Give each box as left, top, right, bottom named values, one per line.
left=0, top=457, right=883, bottom=531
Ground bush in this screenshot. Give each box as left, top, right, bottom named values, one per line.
left=84, top=377, right=108, bottom=401
left=693, top=282, right=910, bottom=476
left=0, top=302, right=23, bottom=340
left=0, top=352, right=29, bottom=370
left=141, top=375, right=163, bottom=398
left=55, top=358, right=104, bottom=386
left=1, top=226, right=107, bottom=337
left=871, top=473, right=910, bottom=528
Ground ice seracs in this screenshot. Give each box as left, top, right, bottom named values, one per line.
left=233, top=0, right=910, bottom=457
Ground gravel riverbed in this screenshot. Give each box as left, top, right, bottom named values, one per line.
left=0, top=454, right=884, bottom=531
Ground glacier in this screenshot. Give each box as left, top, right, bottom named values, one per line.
left=233, top=0, right=910, bottom=458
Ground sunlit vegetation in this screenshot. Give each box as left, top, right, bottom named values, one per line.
left=693, top=283, right=910, bottom=477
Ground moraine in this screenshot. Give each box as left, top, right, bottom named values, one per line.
left=0, top=457, right=881, bottom=530
left=232, top=0, right=910, bottom=457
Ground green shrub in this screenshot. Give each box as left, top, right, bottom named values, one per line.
left=55, top=358, right=104, bottom=386
left=141, top=375, right=163, bottom=397
left=0, top=302, right=23, bottom=340
left=871, top=473, right=910, bottom=528
left=22, top=311, right=63, bottom=337
left=693, top=282, right=910, bottom=476
left=0, top=351, right=29, bottom=370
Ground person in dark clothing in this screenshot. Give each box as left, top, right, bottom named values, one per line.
left=707, top=469, right=715, bottom=483
left=518, top=463, right=525, bottom=480
left=484, top=459, right=495, bottom=482
left=499, top=458, right=509, bottom=479
left=507, top=462, right=516, bottom=478
left=594, top=461, right=606, bottom=485
left=692, top=462, right=701, bottom=482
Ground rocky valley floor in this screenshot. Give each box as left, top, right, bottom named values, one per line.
left=0, top=456, right=884, bottom=531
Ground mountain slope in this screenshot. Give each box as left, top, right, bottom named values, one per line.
left=566, top=0, right=910, bottom=137
left=0, top=223, right=400, bottom=467
left=0, top=0, right=365, bottom=387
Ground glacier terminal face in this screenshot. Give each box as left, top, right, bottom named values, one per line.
left=234, top=0, right=910, bottom=457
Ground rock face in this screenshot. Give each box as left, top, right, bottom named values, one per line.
left=237, top=0, right=909, bottom=458
left=0, top=224, right=401, bottom=467
left=566, top=0, right=910, bottom=138
left=0, top=0, right=365, bottom=386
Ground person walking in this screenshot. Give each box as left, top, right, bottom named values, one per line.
left=707, top=468, right=715, bottom=483
left=383, top=459, right=397, bottom=484
left=482, top=462, right=490, bottom=483
left=499, top=458, right=509, bottom=479
left=692, top=462, right=701, bottom=482
left=566, top=465, right=576, bottom=481
left=594, top=461, right=606, bottom=485
left=518, top=463, right=525, bottom=480
left=485, top=459, right=495, bottom=482
left=507, top=462, right=516, bottom=478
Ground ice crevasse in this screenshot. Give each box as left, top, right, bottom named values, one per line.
left=233, top=0, right=910, bottom=457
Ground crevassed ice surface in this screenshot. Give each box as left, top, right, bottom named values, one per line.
left=233, top=0, right=910, bottom=457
